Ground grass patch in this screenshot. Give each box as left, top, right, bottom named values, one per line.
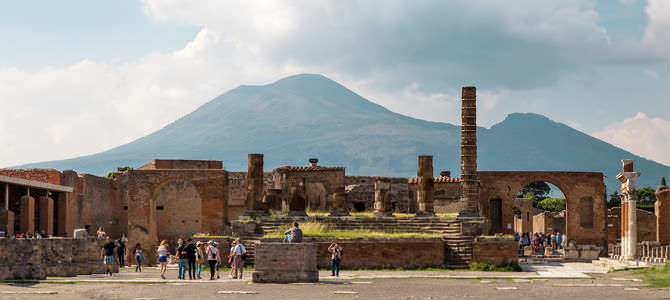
left=468, top=261, right=522, bottom=272
left=633, top=263, right=670, bottom=288
left=264, top=222, right=442, bottom=239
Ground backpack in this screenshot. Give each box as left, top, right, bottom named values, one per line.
left=239, top=245, right=247, bottom=260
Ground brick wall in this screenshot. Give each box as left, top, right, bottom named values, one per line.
left=0, top=169, right=62, bottom=185
left=472, top=237, right=518, bottom=265
left=138, top=159, right=223, bottom=170
left=0, top=238, right=112, bottom=280
left=261, top=237, right=445, bottom=269
left=607, top=207, right=657, bottom=244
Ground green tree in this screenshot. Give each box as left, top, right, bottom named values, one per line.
left=517, top=181, right=551, bottom=201
left=637, top=187, right=656, bottom=205
left=536, top=197, right=566, bottom=212
left=662, top=177, right=667, bottom=187
left=608, top=190, right=621, bottom=209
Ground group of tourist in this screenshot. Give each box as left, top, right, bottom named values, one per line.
left=96, top=222, right=345, bottom=279
left=4, top=231, right=47, bottom=239
left=515, top=231, right=567, bottom=255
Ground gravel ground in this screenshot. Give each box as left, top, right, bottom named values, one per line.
left=0, top=265, right=668, bottom=300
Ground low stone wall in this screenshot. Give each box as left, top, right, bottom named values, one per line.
left=252, top=243, right=318, bottom=283
left=0, top=238, right=113, bottom=280
left=472, top=237, right=518, bottom=265
left=262, top=237, right=445, bottom=269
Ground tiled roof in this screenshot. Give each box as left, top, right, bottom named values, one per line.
left=274, top=165, right=345, bottom=172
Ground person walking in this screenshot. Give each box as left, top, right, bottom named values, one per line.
left=176, top=238, right=188, bottom=280
left=185, top=238, right=197, bottom=280
left=555, top=232, right=562, bottom=250
left=328, top=242, right=342, bottom=277
left=117, top=238, right=127, bottom=268
left=206, top=241, right=219, bottom=280
left=232, top=238, right=246, bottom=279
left=284, top=222, right=303, bottom=243
left=157, top=240, right=169, bottom=280
left=227, top=240, right=236, bottom=279
left=100, top=236, right=116, bottom=277
left=134, top=243, right=144, bottom=272
left=562, top=233, right=567, bottom=249
left=195, top=241, right=205, bottom=279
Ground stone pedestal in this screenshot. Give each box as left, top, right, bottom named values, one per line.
left=74, top=228, right=88, bottom=239
left=252, top=243, right=318, bottom=283
left=19, top=195, right=35, bottom=234
left=617, top=159, right=640, bottom=260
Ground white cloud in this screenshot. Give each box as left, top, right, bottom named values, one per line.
left=643, top=0, right=670, bottom=59
left=593, top=112, right=670, bottom=165
left=0, top=28, right=302, bottom=167
left=620, top=0, right=636, bottom=5
left=0, top=0, right=660, bottom=168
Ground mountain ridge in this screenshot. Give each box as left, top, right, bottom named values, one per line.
left=11, top=74, right=668, bottom=192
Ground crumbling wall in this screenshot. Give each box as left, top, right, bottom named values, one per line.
left=345, top=176, right=410, bottom=212
left=472, top=237, right=518, bottom=265
left=607, top=207, right=657, bottom=244
left=0, top=169, right=62, bottom=185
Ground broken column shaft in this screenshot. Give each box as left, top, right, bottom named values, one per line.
left=416, top=155, right=434, bottom=217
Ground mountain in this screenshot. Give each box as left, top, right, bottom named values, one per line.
left=13, top=74, right=669, bottom=192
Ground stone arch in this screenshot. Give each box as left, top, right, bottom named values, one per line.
left=478, top=171, right=606, bottom=249
left=153, top=178, right=203, bottom=242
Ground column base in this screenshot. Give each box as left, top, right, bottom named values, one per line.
left=373, top=211, right=393, bottom=218
left=330, top=211, right=350, bottom=217
left=288, top=210, right=308, bottom=217
left=415, top=211, right=435, bottom=218
left=243, top=210, right=268, bottom=218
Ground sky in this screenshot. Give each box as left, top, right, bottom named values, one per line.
left=0, top=0, right=669, bottom=168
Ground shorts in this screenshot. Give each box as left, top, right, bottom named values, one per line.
left=104, top=255, right=114, bottom=265
left=158, top=255, right=168, bottom=263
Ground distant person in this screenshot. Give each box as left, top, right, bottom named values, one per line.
left=96, top=227, right=106, bottom=239
left=134, top=243, right=144, bottom=272
left=206, top=241, right=220, bottom=280
left=176, top=238, right=187, bottom=280
left=117, top=238, right=127, bottom=268
left=555, top=232, right=562, bottom=250
left=157, top=240, right=169, bottom=279
left=228, top=240, right=236, bottom=279
left=328, top=242, right=342, bottom=277
left=232, top=238, right=246, bottom=279
left=284, top=222, right=303, bottom=243
left=195, top=241, right=205, bottom=279
left=561, top=233, right=567, bottom=249
left=100, top=236, right=116, bottom=276
left=185, top=238, right=197, bottom=280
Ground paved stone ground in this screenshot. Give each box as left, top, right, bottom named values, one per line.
left=0, top=263, right=668, bottom=300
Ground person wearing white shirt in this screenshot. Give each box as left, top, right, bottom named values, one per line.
left=232, top=238, right=246, bottom=279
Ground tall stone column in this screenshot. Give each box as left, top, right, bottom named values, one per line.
left=19, top=193, right=35, bottom=234
left=617, top=159, right=640, bottom=260
left=38, top=195, right=54, bottom=236
left=245, top=153, right=266, bottom=216
left=416, top=155, right=435, bottom=217
left=655, top=184, right=670, bottom=244
left=373, top=179, right=393, bottom=217
left=459, top=86, right=479, bottom=217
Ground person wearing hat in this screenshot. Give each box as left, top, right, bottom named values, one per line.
left=206, top=240, right=220, bottom=280
left=232, top=238, right=247, bottom=279
left=185, top=238, right=197, bottom=280
left=195, top=241, right=205, bottom=279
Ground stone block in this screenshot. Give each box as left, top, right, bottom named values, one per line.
left=253, top=243, right=318, bottom=283
left=544, top=246, right=553, bottom=256
left=473, top=237, right=518, bottom=265
left=74, top=228, right=88, bottom=239
left=523, top=246, right=532, bottom=257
